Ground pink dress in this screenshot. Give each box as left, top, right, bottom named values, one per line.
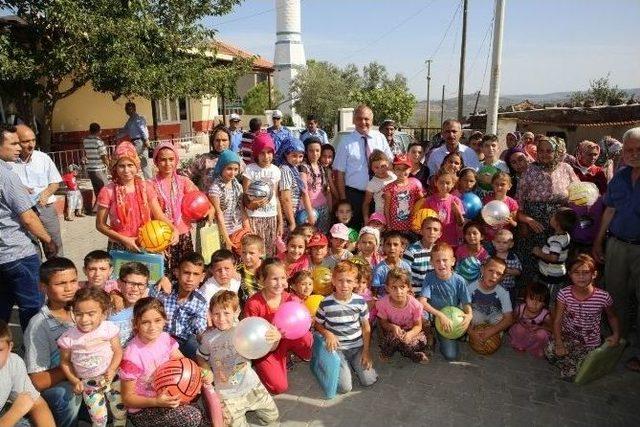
left=455, top=245, right=489, bottom=263
left=57, top=321, right=119, bottom=379
left=422, top=194, right=464, bottom=246
left=508, top=303, right=550, bottom=358
left=384, top=180, right=423, bottom=232
left=482, top=194, right=519, bottom=241
left=97, top=182, right=158, bottom=238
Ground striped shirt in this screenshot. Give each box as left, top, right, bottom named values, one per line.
left=496, top=251, right=522, bottom=291
left=403, top=241, right=434, bottom=295
left=83, top=136, right=108, bottom=172
left=558, top=287, right=612, bottom=349
left=538, top=233, right=570, bottom=278
left=315, top=294, right=369, bottom=350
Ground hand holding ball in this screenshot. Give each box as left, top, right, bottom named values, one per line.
left=138, top=220, right=174, bottom=253
left=481, top=200, right=510, bottom=226
left=461, top=193, right=482, bottom=220
left=435, top=306, right=468, bottom=340
left=273, top=301, right=312, bottom=340
left=153, top=358, right=202, bottom=404
left=233, top=317, right=273, bottom=360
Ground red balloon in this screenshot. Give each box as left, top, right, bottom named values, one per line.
left=182, top=191, right=210, bottom=222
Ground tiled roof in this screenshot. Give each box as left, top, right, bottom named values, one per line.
left=213, top=39, right=274, bottom=71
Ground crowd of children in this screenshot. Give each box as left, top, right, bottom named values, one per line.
left=1, top=129, right=630, bottom=426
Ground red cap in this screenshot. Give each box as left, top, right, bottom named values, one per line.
left=392, top=154, right=412, bottom=168
left=307, top=232, right=328, bottom=248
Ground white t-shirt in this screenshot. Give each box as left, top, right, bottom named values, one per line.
left=198, top=277, right=241, bottom=305
left=366, top=173, right=397, bottom=213
left=0, top=353, right=40, bottom=410
left=243, top=163, right=281, bottom=218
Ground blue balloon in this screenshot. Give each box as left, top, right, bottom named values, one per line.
left=461, top=192, right=482, bottom=220
left=295, top=209, right=318, bottom=225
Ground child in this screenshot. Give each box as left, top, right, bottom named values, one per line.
left=319, top=144, right=339, bottom=204
left=467, top=257, right=514, bottom=347
left=545, top=254, right=620, bottom=379
left=453, top=167, right=477, bottom=198
left=0, top=320, right=55, bottom=426
left=119, top=298, right=206, bottom=426
left=383, top=154, right=423, bottom=233
left=23, top=257, right=84, bottom=426
left=532, top=207, right=578, bottom=303
left=293, top=223, right=318, bottom=244
left=354, top=262, right=375, bottom=313
left=62, top=164, right=84, bottom=221
left=58, top=288, right=125, bottom=427
left=301, top=137, right=332, bottom=233
left=363, top=150, right=396, bottom=224
left=482, top=172, right=519, bottom=242
left=81, top=250, right=118, bottom=294
left=109, top=262, right=150, bottom=346
left=334, top=200, right=354, bottom=229
left=372, top=231, right=412, bottom=296
left=278, top=138, right=315, bottom=234
left=403, top=217, right=443, bottom=296
left=508, top=282, right=551, bottom=358
left=376, top=269, right=431, bottom=363
left=279, top=233, right=310, bottom=277
left=197, top=291, right=279, bottom=426
left=243, top=259, right=313, bottom=394
left=477, top=134, right=509, bottom=191
left=307, top=232, right=329, bottom=268
left=491, top=229, right=522, bottom=306
left=209, top=149, right=250, bottom=250
left=289, top=270, right=314, bottom=302
left=325, top=223, right=354, bottom=269
left=418, top=243, right=473, bottom=361
left=441, top=152, right=464, bottom=175
left=367, top=212, right=387, bottom=233
left=199, top=249, right=241, bottom=304
left=315, top=261, right=378, bottom=393
left=407, top=142, right=430, bottom=190
left=455, top=221, right=489, bottom=263
left=356, top=226, right=381, bottom=267
left=242, top=133, right=282, bottom=257
left=422, top=170, right=465, bottom=247
left=150, top=252, right=208, bottom=359
left=237, top=234, right=266, bottom=306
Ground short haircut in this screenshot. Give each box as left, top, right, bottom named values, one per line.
left=71, top=287, right=112, bottom=314
left=249, top=118, right=262, bottom=132
left=407, top=142, right=423, bottom=152
left=442, top=119, right=461, bottom=129
left=386, top=268, right=411, bottom=287
left=83, top=250, right=112, bottom=267
left=421, top=215, right=442, bottom=229
left=368, top=149, right=390, bottom=169
left=306, top=114, right=318, bottom=122
left=209, top=249, right=235, bottom=267
left=209, top=290, right=240, bottom=313
left=89, top=123, right=101, bottom=133
left=484, top=256, right=507, bottom=270
left=383, top=230, right=404, bottom=243
left=0, top=319, right=12, bottom=343
left=463, top=221, right=484, bottom=235
left=256, top=257, right=286, bottom=281
left=241, top=234, right=265, bottom=252
left=622, top=127, right=640, bottom=143
left=40, top=257, right=77, bottom=285
left=491, top=170, right=512, bottom=184
left=494, top=228, right=514, bottom=242
left=178, top=252, right=205, bottom=268
left=431, top=242, right=454, bottom=257
left=119, top=262, right=150, bottom=280
left=553, top=207, right=578, bottom=233
left=525, top=281, right=550, bottom=306
left=354, top=104, right=372, bottom=118
left=333, top=260, right=358, bottom=277
left=481, top=134, right=499, bottom=145
left=0, top=124, right=17, bottom=144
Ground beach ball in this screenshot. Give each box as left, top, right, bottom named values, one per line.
left=246, top=180, right=273, bottom=202
left=181, top=191, right=211, bottom=222
left=311, top=267, right=333, bottom=296
left=477, top=165, right=500, bottom=191
left=411, top=208, right=438, bottom=234
left=153, top=358, right=202, bottom=404
left=295, top=208, right=318, bottom=225
left=304, top=295, right=324, bottom=317
left=461, top=192, right=482, bottom=220
left=435, top=306, right=468, bottom=340
left=456, top=256, right=482, bottom=282
left=232, top=317, right=272, bottom=360
left=568, top=181, right=599, bottom=207
left=469, top=323, right=502, bottom=355
left=481, top=200, right=510, bottom=227
left=138, top=220, right=173, bottom=253
left=273, top=301, right=312, bottom=340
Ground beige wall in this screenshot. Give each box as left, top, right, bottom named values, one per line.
left=516, top=123, right=631, bottom=153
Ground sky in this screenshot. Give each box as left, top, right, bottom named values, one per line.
left=204, top=0, right=640, bottom=100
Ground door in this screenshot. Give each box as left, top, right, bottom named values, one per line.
left=178, top=97, right=191, bottom=136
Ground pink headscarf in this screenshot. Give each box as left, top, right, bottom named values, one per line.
left=152, top=141, right=184, bottom=225
left=251, top=132, right=275, bottom=161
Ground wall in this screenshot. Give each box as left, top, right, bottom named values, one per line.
left=236, top=73, right=257, bottom=99
left=516, top=123, right=630, bottom=153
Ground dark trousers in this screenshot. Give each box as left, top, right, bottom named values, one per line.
left=345, top=186, right=368, bottom=230
left=0, top=253, right=44, bottom=331
left=87, top=170, right=109, bottom=201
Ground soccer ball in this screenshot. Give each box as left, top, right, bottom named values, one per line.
left=138, top=220, right=173, bottom=253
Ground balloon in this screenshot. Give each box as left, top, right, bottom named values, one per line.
left=347, top=228, right=359, bottom=243
left=304, top=295, right=324, bottom=317
left=435, top=306, right=468, bottom=340
left=232, top=317, right=272, bottom=360
left=295, top=209, right=318, bottom=225
left=477, top=165, right=500, bottom=191
left=273, top=301, right=312, bottom=340
left=312, top=267, right=333, bottom=296
left=182, top=191, right=211, bottom=222
left=481, top=200, right=510, bottom=226
left=455, top=256, right=482, bottom=282
left=461, top=192, right=482, bottom=220
left=568, top=181, right=599, bottom=206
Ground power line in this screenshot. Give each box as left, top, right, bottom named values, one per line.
left=211, top=0, right=308, bottom=27
left=466, top=15, right=495, bottom=83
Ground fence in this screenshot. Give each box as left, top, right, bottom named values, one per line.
left=399, top=127, right=442, bottom=144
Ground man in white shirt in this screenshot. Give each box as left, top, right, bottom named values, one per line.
left=12, top=125, right=64, bottom=257
left=426, top=119, right=480, bottom=175
left=334, top=104, right=393, bottom=229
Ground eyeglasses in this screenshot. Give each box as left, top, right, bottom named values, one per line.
left=273, top=117, right=281, bottom=120
left=121, top=280, right=147, bottom=289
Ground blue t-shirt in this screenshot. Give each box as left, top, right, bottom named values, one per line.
left=603, top=166, right=640, bottom=241
left=108, top=307, right=134, bottom=347
left=372, top=259, right=412, bottom=292
left=467, top=281, right=512, bottom=318
left=420, top=271, right=471, bottom=310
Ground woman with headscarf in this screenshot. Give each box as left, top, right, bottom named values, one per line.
left=572, top=140, right=607, bottom=194
left=96, top=141, right=178, bottom=252
left=515, top=136, right=579, bottom=277
left=596, top=136, right=624, bottom=182
left=505, top=147, right=531, bottom=198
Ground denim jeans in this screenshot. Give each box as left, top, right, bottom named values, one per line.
left=337, top=346, right=378, bottom=393
left=41, top=381, right=83, bottom=427
left=436, top=331, right=461, bottom=361
left=0, top=253, right=44, bottom=331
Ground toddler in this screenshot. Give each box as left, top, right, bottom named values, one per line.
left=200, top=249, right=241, bottom=304
left=354, top=262, right=375, bottom=313
left=279, top=233, right=310, bottom=277
left=508, top=282, right=551, bottom=358
left=403, top=217, right=443, bottom=296
left=455, top=221, right=489, bottom=263
left=289, top=270, right=314, bottom=302
left=372, top=231, right=412, bottom=296
left=482, top=172, right=519, bottom=241
left=62, top=164, right=84, bottom=221
left=324, top=224, right=354, bottom=269
left=356, top=226, right=381, bottom=267
left=383, top=154, right=423, bottom=233
left=363, top=150, right=396, bottom=224
left=491, top=229, right=522, bottom=306
left=422, top=170, right=464, bottom=247
left=307, top=232, right=330, bottom=268
left=237, top=234, right=266, bottom=306
left=58, top=287, right=125, bottom=427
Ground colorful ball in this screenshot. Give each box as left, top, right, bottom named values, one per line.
left=477, top=165, right=500, bottom=191
left=411, top=207, right=438, bottom=234
left=568, top=181, right=599, bottom=206
left=304, top=295, right=324, bottom=317
left=481, top=200, right=510, bottom=227
left=469, top=323, right=502, bottom=355
left=181, top=191, right=211, bottom=222
left=138, top=220, right=173, bottom=253
left=153, top=358, right=202, bottom=404
left=295, top=208, right=318, bottom=225
left=233, top=317, right=272, bottom=360
left=311, top=266, right=333, bottom=296
left=273, top=301, right=312, bottom=340
left=456, top=256, right=482, bottom=282
left=461, top=192, right=482, bottom=220
left=229, top=227, right=251, bottom=254
left=246, top=180, right=273, bottom=203
left=347, top=228, right=359, bottom=243
left=435, top=306, right=468, bottom=340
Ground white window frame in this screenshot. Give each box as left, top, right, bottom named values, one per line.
left=156, top=98, right=180, bottom=123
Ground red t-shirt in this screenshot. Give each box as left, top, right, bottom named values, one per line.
left=243, top=290, right=301, bottom=323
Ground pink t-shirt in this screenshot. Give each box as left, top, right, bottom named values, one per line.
left=278, top=253, right=310, bottom=278
left=79, top=279, right=120, bottom=294
left=97, top=181, right=158, bottom=238
left=423, top=194, right=464, bottom=246
left=119, top=332, right=179, bottom=413
left=57, top=320, right=119, bottom=379
left=301, top=163, right=328, bottom=208
left=455, top=245, right=489, bottom=263
left=384, top=179, right=423, bottom=232
left=151, top=175, right=194, bottom=235
left=375, top=295, right=423, bottom=330
left=482, top=194, right=519, bottom=241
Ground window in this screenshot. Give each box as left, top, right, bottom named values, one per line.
left=156, top=99, right=179, bottom=123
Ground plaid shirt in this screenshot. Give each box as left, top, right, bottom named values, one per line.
left=151, top=285, right=207, bottom=341
left=497, top=251, right=522, bottom=291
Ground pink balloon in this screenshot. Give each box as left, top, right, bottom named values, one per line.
left=273, top=301, right=312, bottom=340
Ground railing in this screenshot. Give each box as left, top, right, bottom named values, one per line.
left=399, top=127, right=442, bottom=144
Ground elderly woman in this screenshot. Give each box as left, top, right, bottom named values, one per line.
left=572, top=140, right=608, bottom=194
left=505, top=147, right=530, bottom=198
left=515, top=137, right=579, bottom=276
left=522, top=132, right=537, bottom=161
left=596, top=136, right=624, bottom=182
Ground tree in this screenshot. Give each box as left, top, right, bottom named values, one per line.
left=242, top=82, right=282, bottom=115
left=0, top=0, right=247, bottom=149
left=570, top=74, right=627, bottom=106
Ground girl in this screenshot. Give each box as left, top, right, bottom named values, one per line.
left=483, top=171, right=519, bottom=242
left=453, top=167, right=478, bottom=198
left=188, top=125, right=241, bottom=192
left=356, top=226, right=382, bottom=268
left=58, top=287, right=125, bottom=427
left=334, top=199, right=354, bottom=229
left=545, top=254, right=621, bottom=379
left=300, top=137, right=332, bottom=233
left=96, top=141, right=178, bottom=252
left=120, top=298, right=207, bottom=426
left=320, top=144, right=339, bottom=204
left=278, top=233, right=310, bottom=277
left=363, top=150, right=396, bottom=224
left=208, top=150, right=250, bottom=250
left=354, top=261, right=375, bottom=313
left=442, top=152, right=464, bottom=175
left=375, top=269, right=430, bottom=363
left=383, top=154, right=423, bottom=233
left=278, top=138, right=315, bottom=235
left=242, top=133, right=282, bottom=257
left=455, top=222, right=489, bottom=263
left=325, top=223, right=354, bottom=268
left=407, top=142, right=430, bottom=190
left=421, top=170, right=464, bottom=247
left=243, top=259, right=313, bottom=395
left=288, top=270, right=313, bottom=302
left=509, top=282, right=552, bottom=358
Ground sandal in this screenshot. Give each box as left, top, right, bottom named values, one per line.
left=625, top=356, right=640, bottom=373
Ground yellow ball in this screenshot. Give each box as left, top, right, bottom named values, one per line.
left=311, top=267, right=333, bottom=296
left=304, top=294, right=324, bottom=317
left=411, top=207, right=438, bottom=234
left=138, top=220, right=173, bottom=253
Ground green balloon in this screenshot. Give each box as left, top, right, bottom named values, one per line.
left=348, top=228, right=359, bottom=243
left=435, top=306, right=468, bottom=340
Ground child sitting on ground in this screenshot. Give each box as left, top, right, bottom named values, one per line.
left=307, top=232, right=330, bottom=268
left=491, top=229, right=522, bottom=306
left=376, top=269, right=431, bottom=363
left=197, top=291, right=279, bottom=427
left=62, top=164, right=84, bottom=221
left=289, top=270, right=314, bottom=302
left=324, top=224, right=354, bottom=269
left=278, top=232, right=309, bottom=277
left=403, top=217, right=443, bottom=297
left=199, top=249, right=241, bottom=304
left=237, top=234, right=266, bottom=306
left=109, top=262, right=150, bottom=346
left=509, top=282, right=551, bottom=358
left=372, top=231, right=412, bottom=296
left=363, top=150, right=396, bottom=224
left=315, top=261, right=378, bottom=393
left=356, top=226, right=381, bottom=267
left=455, top=221, right=489, bottom=264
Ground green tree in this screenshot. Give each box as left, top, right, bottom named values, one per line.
left=570, top=74, right=627, bottom=106
left=242, top=82, right=282, bottom=115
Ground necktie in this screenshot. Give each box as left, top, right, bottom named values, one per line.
left=363, top=136, right=373, bottom=178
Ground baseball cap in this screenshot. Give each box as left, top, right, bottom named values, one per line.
left=272, top=110, right=283, bottom=119
left=368, top=212, right=387, bottom=226
left=230, top=113, right=241, bottom=122
left=307, top=233, right=328, bottom=248
left=392, top=154, right=412, bottom=169
left=329, top=223, right=350, bottom=241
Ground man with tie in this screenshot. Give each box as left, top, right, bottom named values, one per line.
left=334, top=104, right=392, bottom=229
left=426, top=119, right=480, bottom=175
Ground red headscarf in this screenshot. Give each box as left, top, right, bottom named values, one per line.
left=112, top=141, right=150, bottom=228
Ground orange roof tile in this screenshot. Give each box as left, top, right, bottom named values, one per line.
left=213, top=39, right=274, bottom=71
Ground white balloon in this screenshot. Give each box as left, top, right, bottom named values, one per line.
left=481, top=200, right=511, bottom=226
left=233, top=317, right=272, bottom=360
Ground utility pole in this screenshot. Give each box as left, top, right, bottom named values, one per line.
left=487, top=0, right=505, bottom=134
left=457, top=0, right=468, bottom=121
left=440, top=85, right=445, bottom=126
left=473, top=90, right=481, bottom=115
left=425, top=59, right=432, bottom=139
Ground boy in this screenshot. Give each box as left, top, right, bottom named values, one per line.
left=477, top=134, right=509, bottom=191
left=403, top=217, right=443, bottom=296
left=307, top=232, right=329, bottom=268
left=324, top=224, right=353, bottom=269
left=315, top=261, right=378, bottom=393
left=108, top=262, right=150, bottom=346
left=237, top=234, right=266, bottom=306
left=418, top=243, right=473, bottom=361
left=23, top=257, right=83, bottom=427
left=0, top=320, right=55, bottom=426
left=197, top=291, right=279, bottom=427
left=491, top=229, right=522, bottom=306
left=81, top=250, right=117, bottom=292
left=372, top=230, right=412, bottom=296
left=151, top=252, right=208, bottom=359
left=199, top=249, right=241, bottom=304
left=467, top=257, right=514, bottom=345
left=532, top=207, right=578, bottom=303
left=61, top=164, right=84, bottom=221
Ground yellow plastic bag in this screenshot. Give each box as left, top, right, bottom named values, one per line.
left=200, top=223, right=220, bottom=264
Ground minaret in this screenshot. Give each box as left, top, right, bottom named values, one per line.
left=274, top=0, right=305, bottom=126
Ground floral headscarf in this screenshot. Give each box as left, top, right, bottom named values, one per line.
left=535, top=136, right=564, bottom=171
left=112, top=141, right=150, bottom=228
left=152, top=142, right=183, bottom=224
